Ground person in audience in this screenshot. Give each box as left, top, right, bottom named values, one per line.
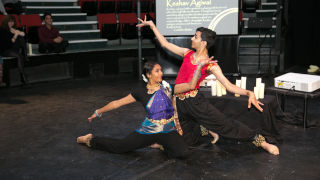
left=0, top=15, right=28, bottom=84
left=38, top=12, right=68, bottom=53
left=137, top=16, right=280, bottom=155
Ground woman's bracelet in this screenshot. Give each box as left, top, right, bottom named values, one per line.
left=94, top=110, right=102, bottom=118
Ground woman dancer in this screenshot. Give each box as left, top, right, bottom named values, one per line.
left=77, top=60, right=215, bottom=158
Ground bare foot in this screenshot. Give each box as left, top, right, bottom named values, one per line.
left=261, top=141, right=280, bottom=155
left=208, top=130, right=219, bottom=144
left=149, top=143, right=161, bottom=149
left=77, top=133, right=92, bottom=145
left=149, top=143, right=164, bottom=151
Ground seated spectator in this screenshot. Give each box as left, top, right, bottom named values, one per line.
left=0, top=15, right=28, bottom=84
left=0, top=1, right=8, bottom=15
left=38, top=12, right=68, bottom=53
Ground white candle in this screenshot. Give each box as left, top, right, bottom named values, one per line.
left=211, top=80, right=217, bottom=96
left=254, top=86, right=259, bottom=100
left=28, top=43, right=32, bottom=55
left=235, top=79, right=241, bottom=97
left=256, top=78, right=262, bottom=88
left=259, top=83, right=265, bottom=99
left=199, top=80, right=206, bottom=87
left=221, top=84, right=227, bottom=95
left=241, top=76, right=247, bottom=89
left=216, top=80, right=222, bottom=97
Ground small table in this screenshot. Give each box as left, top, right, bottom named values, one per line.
left=266, top=87, right=320, bottom=129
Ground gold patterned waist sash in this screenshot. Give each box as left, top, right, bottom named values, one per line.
left=146, top=115, right=174, bottom=125
left=175, top=89, right=198, bottom=100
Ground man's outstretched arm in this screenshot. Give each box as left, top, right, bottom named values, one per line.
left=209, top=65, right=264, bottom=112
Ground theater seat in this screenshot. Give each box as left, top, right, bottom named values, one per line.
left=20, top=14, right=42, bottom=44
left=97, top=13, right=119, bottom=40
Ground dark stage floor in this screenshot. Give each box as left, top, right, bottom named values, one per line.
left=0, top=76, right=320, bottom=180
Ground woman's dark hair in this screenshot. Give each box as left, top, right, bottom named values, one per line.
left=142, top=61, right=159, bottom=78
left=0, top=15, right=16, bottom=30
left=196, top=27, right=216, bottom=50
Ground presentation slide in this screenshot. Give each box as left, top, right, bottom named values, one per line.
left=156, top=0, right=239, bottom=36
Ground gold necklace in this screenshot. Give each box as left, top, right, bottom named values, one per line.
left=146, top=83, right=160, bottom=89
left=146, top=83, right=160, bottom=94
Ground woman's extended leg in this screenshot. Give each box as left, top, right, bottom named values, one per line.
left=77, top=131, right=156, bottom=154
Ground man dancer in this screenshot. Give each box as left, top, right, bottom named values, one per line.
left=137, top=17, right=279, bottom=155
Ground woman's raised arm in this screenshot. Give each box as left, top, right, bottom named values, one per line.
left=137, top=16, right=188, bottom=57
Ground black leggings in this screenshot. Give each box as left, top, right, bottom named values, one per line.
left=177, top=92, right=258, bottom=146
left=90, top=131, right=190, bottom=159
left=2, top=36, right=28, bottom=75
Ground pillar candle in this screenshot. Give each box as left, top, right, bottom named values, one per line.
left=259, top=83, right=265, bottom=99
left=235, top=79, right=241, bottom=97
left=256, top=78, right=262, bottom=88
left=254, top=86, right=259, bottom=100
left=28, top=43, right=32, bottom=55
left=221, top=83, right=227, bottom=95
left=211, top=80, right=217, bottom=96
left=241, top=76, right=247, bottom=89
left=216, top=80, right=222, bottom=97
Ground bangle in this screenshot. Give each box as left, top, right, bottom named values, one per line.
left=94, top=110, right=102, bottom=118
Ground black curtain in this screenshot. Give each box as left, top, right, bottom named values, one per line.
left=285, top=0, right=320, bottom=67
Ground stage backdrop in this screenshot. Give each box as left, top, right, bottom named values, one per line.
left=156, top=0, right=239, bottom=36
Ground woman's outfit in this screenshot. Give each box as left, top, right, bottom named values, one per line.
left=88, top=83, right=190, bottom=158
left=0, top=28, right=28, bottom=84
left=174, top=50, right=267, bottom=147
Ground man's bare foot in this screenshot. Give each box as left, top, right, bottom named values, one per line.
left=77, top=133, right=92, bottom=145
left=261, top=141, right=280, bottom=155
left=209, top=130, right=219, bottom=144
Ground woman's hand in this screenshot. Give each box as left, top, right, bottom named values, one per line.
left=248, top=91, right=264, bottom=112
left=18, top=30, right=25, bottom=37
left=10, top=28, right=25, bottom=37
left=88, top=113, right=97, bottom=123
left=10, top=28, right=17, bottom=34
left=136, top=15, right=155, bottom=29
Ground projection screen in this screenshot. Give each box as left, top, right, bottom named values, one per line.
left=156, top=0, right=239, bottom=36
